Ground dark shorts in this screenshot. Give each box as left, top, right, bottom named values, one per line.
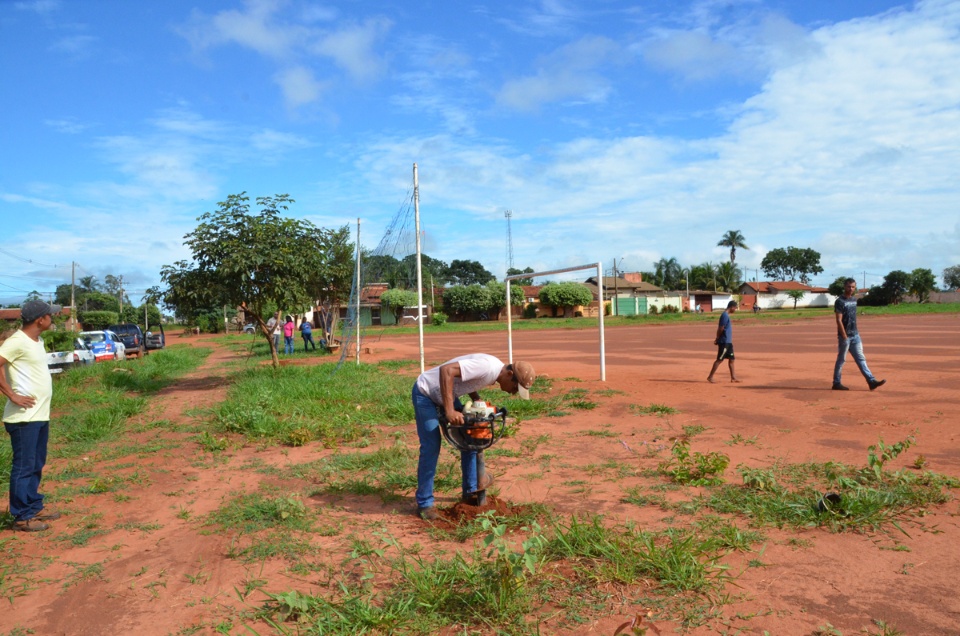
left=716, top=343, right=735, bottom=361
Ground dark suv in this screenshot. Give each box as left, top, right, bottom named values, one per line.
left=107, top=323, right=146, bottom=358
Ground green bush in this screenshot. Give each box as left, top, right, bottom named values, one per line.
left=662, top=304, right=680, bottom=314
left=522, top=304, right=537, bottom=319
left=649, top=305, right=659, bottom=315
left=79, top=310, right=119, bottom=330
left=431, top=311, right=448, bottom=326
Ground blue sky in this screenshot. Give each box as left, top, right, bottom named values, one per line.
left=1, top=0, right=958, bottom=305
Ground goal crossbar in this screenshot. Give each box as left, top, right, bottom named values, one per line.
left=505, top=262, right=606, bottom=381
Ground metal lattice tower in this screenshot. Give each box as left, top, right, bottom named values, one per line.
left=504, top=210, right=514, bottom=272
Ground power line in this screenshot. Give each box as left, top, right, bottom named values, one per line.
left=0, top=247, right=64, bottom=269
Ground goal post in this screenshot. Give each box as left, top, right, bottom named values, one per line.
left=505, top=262, right=606, bottom=381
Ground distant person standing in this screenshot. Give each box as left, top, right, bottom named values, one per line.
left=266, top=315, right=281, bottom=351
left=300, top=318, right=316, bottom=352
left=0, top=300, right=63, bottom=532
left=283, top=316, right=295, bottom=355
left=707, top=300, right=740, bottom=383
left=833, top=278, right=886, bottom=391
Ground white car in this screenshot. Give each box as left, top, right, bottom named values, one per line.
left=79, top=330, right=127, bottom=362
left=46, top=338, right=96, bottom=374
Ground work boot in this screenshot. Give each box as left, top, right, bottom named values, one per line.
left=35, top=509, right=61, bottom=521
left=868, top=379, right=887, bottom=391
left=13, top=518, right=50, bottom=532
left=477, top=472, right=494, bottom=491
left=832, top=383, right=849, bottom=391
left=417, top=506, right=439, bottom=521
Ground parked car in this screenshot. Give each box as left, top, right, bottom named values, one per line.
left=46, top=338, right=96, bottom=374
left=243, top=323, right=256, bottom=334
left=145, top=323, right=165, bottom=350
left=107, top=323, right=146, bottom=358
left=79, top=330, right=127, bottom=362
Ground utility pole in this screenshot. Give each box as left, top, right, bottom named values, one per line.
left=504, top=210, right=514, bottom=275
left=70, top=261, right=76, bottom=331
left=612, top=258, right=619, bottom=316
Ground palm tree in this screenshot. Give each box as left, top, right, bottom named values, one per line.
left=653, top=257, right=683, bottom=290
left=718, top=230, right=749, bottom=264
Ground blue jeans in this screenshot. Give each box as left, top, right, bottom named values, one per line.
left=834, top=334, right=875, bottom=385
left=302, top=334, right=316, bottom=351
left=273, top=334, right=280, bottom=351
left=284, top=336, right=294, bottom=354
left=5, top=420, right=49, bottom=521
left=413, top=385, right=477, bottom=509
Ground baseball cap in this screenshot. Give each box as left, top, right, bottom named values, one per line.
left=21, top=300, right=61, bottom=323
left=512, top=360, right=536, bottom=400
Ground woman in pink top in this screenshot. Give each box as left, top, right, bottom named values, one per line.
left=282, top=316, right=295, bottom=354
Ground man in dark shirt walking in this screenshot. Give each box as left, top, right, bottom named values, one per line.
left=707, top=300, right=740, bottom=383
left=833, top=278, right=886, bottom=391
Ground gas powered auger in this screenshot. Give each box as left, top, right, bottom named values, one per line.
left=438, top=401, right=508, bottom=506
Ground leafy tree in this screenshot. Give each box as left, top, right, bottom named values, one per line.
left=880, top=270, right=911, bottom=305
left=400, top=254, right=450, bottom=287
left=443, top=284, right=493, bottom=318
left=54, top=283, right=73, bottom=307
left=688, top=262, right=716, bottom=291
left=909, top=268, right=936, bottom=303
left=717, top=230, right=748, bottom=263
left=506, top=266, right=535, bottom=286
left=539, top=282, right=593, bottom=317
left=364, top=253, right=402, bottom=286
left=78, top=275, right=100, bottom=293
left=485, top=280, right=524, bottom=319
left=447, top=259, right=494, bottom=286
left=943, top=265, right=960, bottom=290
left=786, top=289, right=806, bottom=309
left=305, top=225, right=355, bottom=305
left=380, top=288, right=419, bottom=324
left=160, top=193, right=352, bottom=366
left=79, top=310, right=119, bottom=330
left=79, top=291, right=120, bottom=313
left=827, top=276, right=848, bottom=297
left=653, top=257, right=684, bottom=290
left=760, top=247, right=823, bottom=284
left=714, top=261, right=742, bottom=292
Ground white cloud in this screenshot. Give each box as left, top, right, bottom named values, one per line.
left=309, top=17, right=391, bottom=82
left=14, top=0, right=59, bottom=15
left=275, top=65, right=327, bottom=107
left=44, top=117, right=90, bottom=134
left=497, top=36, right=621, bottom=112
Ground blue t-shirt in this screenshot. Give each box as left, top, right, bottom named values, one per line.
left=717, top=311, right=733, bottom=344
left=835, top=296, right=858, bottom=337
left=300, top=322, right=312, bottom=335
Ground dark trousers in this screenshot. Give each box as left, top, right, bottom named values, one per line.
left=5, top=420, right=49, bottom=521
left=302, top=334, right=316, bottom=351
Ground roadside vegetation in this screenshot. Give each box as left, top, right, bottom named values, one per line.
left=0, top=345, right=210, bottom=509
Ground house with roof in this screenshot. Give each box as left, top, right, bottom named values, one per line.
left=584, top=273, right=688, bottom=315
left=738, top=281, right=835, bottom=310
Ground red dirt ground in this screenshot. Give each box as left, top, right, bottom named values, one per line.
left=3, top=312, right=959, bottom=635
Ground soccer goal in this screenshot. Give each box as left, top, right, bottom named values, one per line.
left=504, top=262, right=606, bottom=381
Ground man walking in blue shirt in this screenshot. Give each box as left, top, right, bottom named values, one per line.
left=707, top=300, right=740, bottom=383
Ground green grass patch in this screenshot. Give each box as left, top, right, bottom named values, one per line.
left=703, top=439, right=957, bottom=534
left=630, top=403, right=679, bottom=417
left=0, top=346, right=210, bottom=496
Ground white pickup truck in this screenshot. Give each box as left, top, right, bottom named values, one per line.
left=46, top=338, right=96, bottom=374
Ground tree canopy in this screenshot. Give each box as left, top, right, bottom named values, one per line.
left=539, top=282, right=593, bottom=311
left=942, top=265, right=960, bottom=291
left=717, top=230, right=748, bottom=263
left=908, top=268, right=936, bottom=303
left=160, top=192, right=353, bottom=365
left=760, top=247, right=823, bottom=284
left=379, top=288, right=419, bottom=323
left=653, top=257, right=684, bottom=290
left=447, top=259, right=494, bottom=286
left=506, top=266, right=535, bottom=286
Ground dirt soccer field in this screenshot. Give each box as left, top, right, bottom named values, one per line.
left=3, top=312, right=959, bottom=635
